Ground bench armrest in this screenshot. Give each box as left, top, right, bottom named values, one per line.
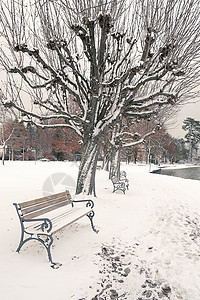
left=13, top=202, right=53, bottom=233
left=73, top=199, right=94, bottom=209
left=22, top=217, right=52, bottom=233
left=120, top=177, right=129, bottom=182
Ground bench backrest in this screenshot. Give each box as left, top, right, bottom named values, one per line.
left=111, top=176, right=119, bottom=183
left=17, top=190, right=73, bottom=220
left=120, top=171, right=127, bottom=178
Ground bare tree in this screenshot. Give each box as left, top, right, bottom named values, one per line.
left=107, top=118, right=159, bottom=178
left=182, top=117, right=200, bottom=162
left=0, top=103, right=15, bottom=165
left=0, top=0, right=200, bottom=195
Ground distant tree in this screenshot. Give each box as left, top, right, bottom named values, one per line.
left=109, top=119, right=158, bottom=177
left=63, top=128, right=82, bottom=160
left=100, top=118, right=158, bottom=177
left=8, top=120, right=29, bottom=160
left=51, top=126, right=67, bottom=161
left=182, top=117, right=200, bottom=162
left=0, top=0, right=200, bottom=195
left=174, top=138, right=188, bottom=162
left=129, top=119, right=159, bottom=164
left=144, top=127, right=176, bottom=164
left=0, top=103, right=16, bottom=164
left=31, top=124, right=81, bottom=161
left=0, top=118, right=14, bottom=164
left=26, top=122, right=37, bottom=148
left=35, top=126, right=54, bottom=159
left=164, top=136, right=177, bottom=163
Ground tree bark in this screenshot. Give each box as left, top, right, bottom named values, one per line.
left=102, top=153, right=110, bottom=172
left=109, top=145, right=121, bottom=179
left=76, top=136, right=101, bottom=196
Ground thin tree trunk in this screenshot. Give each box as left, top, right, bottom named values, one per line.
left=188, top=143, right=192, bottom=162
left=102, top=153, right=110, bottom=171
left=2, top=144, right=5, bottom=165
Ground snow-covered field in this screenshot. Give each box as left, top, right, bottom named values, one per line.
left=0, top=161, right=200, bottom=300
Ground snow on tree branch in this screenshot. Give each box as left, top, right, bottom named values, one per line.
left=122, top=128, right=158, bottom=149
left=0, top=0, right=199, bottom=195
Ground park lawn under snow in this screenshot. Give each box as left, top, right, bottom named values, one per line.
left=0, top=161, right=200, bottom=300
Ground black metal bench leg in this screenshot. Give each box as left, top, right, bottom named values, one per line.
left=16, top=237, right=33, bottom=253
left=37, top=233, right=62, bottom=269
left=113, top=184, right=117, bottom=193
left=113, top=183, right=126, bottom=194
left=16, top=229, right=25, bottom=253
left=87, top=211, right=99, bottom=233
left=16, top=229, right=34, bottom=253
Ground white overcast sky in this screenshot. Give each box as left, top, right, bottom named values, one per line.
left=167, top=98, right=200, bottom=139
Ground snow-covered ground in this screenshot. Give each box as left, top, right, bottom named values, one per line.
left=0, top=161, right=200, bottom=300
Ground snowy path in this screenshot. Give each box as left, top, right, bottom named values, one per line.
left=0, top=162, right=200, bottom=300
left=86, top=166, right=200, bottom=299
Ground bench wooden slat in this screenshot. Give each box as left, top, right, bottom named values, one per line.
left=19, top=191, right=71, bottom=209
left=52, top=208, right=93, bottom=234
left=25, top=206, right=93, bottom=234
left=21, top=197, right=72, bottom=216
left=22, top=199, right=72, bottom=219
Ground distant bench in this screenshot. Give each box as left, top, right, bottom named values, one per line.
left=111, top=171, right=129, bottom=194
left=13, top=190, right=98, bottom=269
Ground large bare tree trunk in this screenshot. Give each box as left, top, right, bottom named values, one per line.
left=109, top=145, right=121, bottom=179
left=102, top=153, right=110, bottom=171
left=76, top=136, right=101, bottom=196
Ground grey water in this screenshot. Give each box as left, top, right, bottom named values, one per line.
left=158, top=166, right=200, bottom=181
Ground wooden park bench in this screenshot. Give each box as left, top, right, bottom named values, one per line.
left=13, top=190, right=98, bottom=269
left=111, top=176, right=126, bottom=194
left=111, top=171, right=129, bottom=194
left=120, top=170, right=127, bottom=178
left=120, top=171, right=129, bottom=190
